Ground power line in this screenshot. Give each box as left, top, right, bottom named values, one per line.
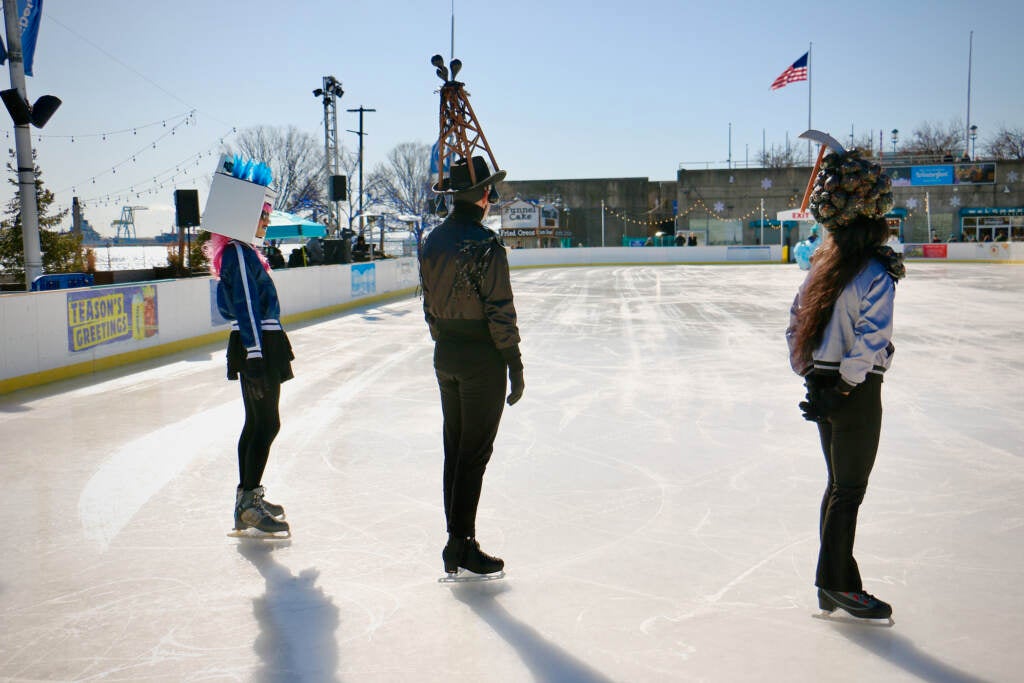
left=44, top=12, right=232, bottom=127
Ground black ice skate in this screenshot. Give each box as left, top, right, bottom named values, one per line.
left=228, top=488, right=290, bottom=539
left=816, top=588, right=893, bottom=626
left=235, top=486, right=285, bottom=521
left=439, top=536, right=505, bottom=583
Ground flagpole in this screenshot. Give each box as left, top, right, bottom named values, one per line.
left=807, top=42, right=812, bottom=164
left=965, top=30, right=973, bottom=157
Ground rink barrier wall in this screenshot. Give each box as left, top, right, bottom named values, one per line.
left=0, top=258, right=419, bottom=394
left=901, top=241, right=1024, bottom=263
left=5, top=243, right=1021, bottom=394
left=507, top=245, right=784, bottom=267
left=506, top=242, right=1024, bottom=268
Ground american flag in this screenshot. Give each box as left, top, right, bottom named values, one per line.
left=770, top=52, right=808, bottom=90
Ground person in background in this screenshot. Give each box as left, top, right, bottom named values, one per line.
left=787, top=148, right=905, bottom=621
left=420, top=156, right=524, bottom=579
left=205, top=201, right=293, bottom=538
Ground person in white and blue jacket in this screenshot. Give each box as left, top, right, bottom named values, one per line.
left=786, top=148, right=905, bottom=622
left=206, top=203, right=293, bottom=538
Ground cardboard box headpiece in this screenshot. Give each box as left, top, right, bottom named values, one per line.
left=201, top=154, right=277, bottom=246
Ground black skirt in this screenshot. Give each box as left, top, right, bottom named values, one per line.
left=226, top=329, right=295, bottom=383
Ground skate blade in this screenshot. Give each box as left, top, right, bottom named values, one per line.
left=227, top=527, right=291, bottom=540
left=813, top=611, right=894, bottom=628
left=438, top=569, right=505, bottom=584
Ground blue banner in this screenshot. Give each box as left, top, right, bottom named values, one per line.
left=0, top=0, right=44, bottom=76
left=430, top=139, right=451, bottom=175
left=911, top=165, right=955, bottom=186
left=351, top=263, right=376, bottom=297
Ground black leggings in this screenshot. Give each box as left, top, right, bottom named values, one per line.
left=815, top=374, right=883, bottom=591
left=237, top=377, right=282, bottom=491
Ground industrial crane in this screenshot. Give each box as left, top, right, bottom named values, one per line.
left=110, top=205, right=148, bottom=242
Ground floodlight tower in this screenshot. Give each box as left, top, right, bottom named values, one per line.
left=313, top=75, right=344, bottom=230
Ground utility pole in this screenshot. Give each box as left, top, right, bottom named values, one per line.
left=346, top=105, right=375, bottom=235
left=313, top=75, right=344, bottom=231
left=3, top=0, right=42, bottom=289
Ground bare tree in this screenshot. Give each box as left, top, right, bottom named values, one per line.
left=227, top=126, right=325, bottom=216
left=366, top=142, right=433, bottom=217
left=758, top=143, right=804, bottom=168
left=904, top=119, right=965, bottom=157
left=984, top=125, right=1024, bottom=160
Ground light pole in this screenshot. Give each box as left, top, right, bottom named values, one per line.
left=890, top=129, right=899, bottom=155
left=2, top=0, right=61, bottom=289
left=313, top=76, right=344, bottom=231
left=969, top=124, right=978, bottom=160
left=346, top=106, right=376, bottom=237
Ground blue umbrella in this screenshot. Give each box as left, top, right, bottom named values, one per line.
left=264, top=211, right=328, bottom=240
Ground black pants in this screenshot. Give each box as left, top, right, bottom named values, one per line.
left=238, top=377, right=282, bottom=491
left=815, top=373, right=883, bottom=591
left=435, top=344, right=507, bottom=539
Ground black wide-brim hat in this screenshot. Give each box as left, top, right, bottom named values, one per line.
left=432, top=155, right=506, bottom=193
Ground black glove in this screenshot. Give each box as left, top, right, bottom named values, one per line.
left=243, top=357, right=267, bottom=401
left=507, top=368, right=525, bottom=406
left=799, top=382, right=846, bottom=422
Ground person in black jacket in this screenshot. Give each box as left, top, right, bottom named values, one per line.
left=420, top=156, right=524, bottom=578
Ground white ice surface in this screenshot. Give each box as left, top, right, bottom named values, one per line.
left=1, top=263, right=1022, bottom=682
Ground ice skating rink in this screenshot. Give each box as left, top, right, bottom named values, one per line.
left=2, top=262, right=1022, bottom=683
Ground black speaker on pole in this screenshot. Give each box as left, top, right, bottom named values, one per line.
left=329, top=175, right=347, bottom=201
left=174, top=189, right=201, bottom=227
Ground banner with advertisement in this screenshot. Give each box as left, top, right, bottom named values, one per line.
left=884, top=163, right=996, bottom=187
left=209, top=279, right=229, bottom=326
left=974, top=243, right=1012, bottom=260
left=904, top=244, right=948, bottom=259
left=0, top=0, right=43, bottom=76
left=501, top=200, right=540, bottom=229
left=352, top=263, right=376, bottom=297
left=67, top=284, right=159, bottom=352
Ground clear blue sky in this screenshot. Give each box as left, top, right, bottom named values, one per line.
left=4, top=0, right=1022, bottom=236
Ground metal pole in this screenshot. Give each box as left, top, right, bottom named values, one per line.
left=3, top=0, right=42, bottom=289
left=347, top=106, right=376, bottom=236
left=727, top=122, right=732, bottom=169
left=760, top=197, right=764, bottom=245
left=807, top=42, right=813, bottom=164
left=926, top=192, right=932, bottom=241
left=600, top=199, right=605, bottom=247
left=965, top=31, right=973, bottom=157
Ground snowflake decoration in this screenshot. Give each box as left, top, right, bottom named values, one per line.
left=1007, top=171, right=1019, bottom=183
left=906, top=197, right=919, bottom=210
left=713, top=201, right=725, bottom=214
left=761, top=177, right=773, bottom=190
left=950, top=195, right=961, bottom=208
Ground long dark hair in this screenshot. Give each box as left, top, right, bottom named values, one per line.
left=792, top=215, right=890, bottom=365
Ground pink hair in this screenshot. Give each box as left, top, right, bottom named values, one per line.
left=204, top=233, right=271, bottom=277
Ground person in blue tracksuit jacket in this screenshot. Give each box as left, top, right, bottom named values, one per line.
left=206, top=206, right=293, bottom=537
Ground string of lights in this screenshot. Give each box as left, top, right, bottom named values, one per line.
left=603, top=194, right=804, bottom=226
left=33, top=110, right=196, bottom=140
left=50, top=122, right=235, bottom=198
left=51, top=127, right=238, bottom=213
